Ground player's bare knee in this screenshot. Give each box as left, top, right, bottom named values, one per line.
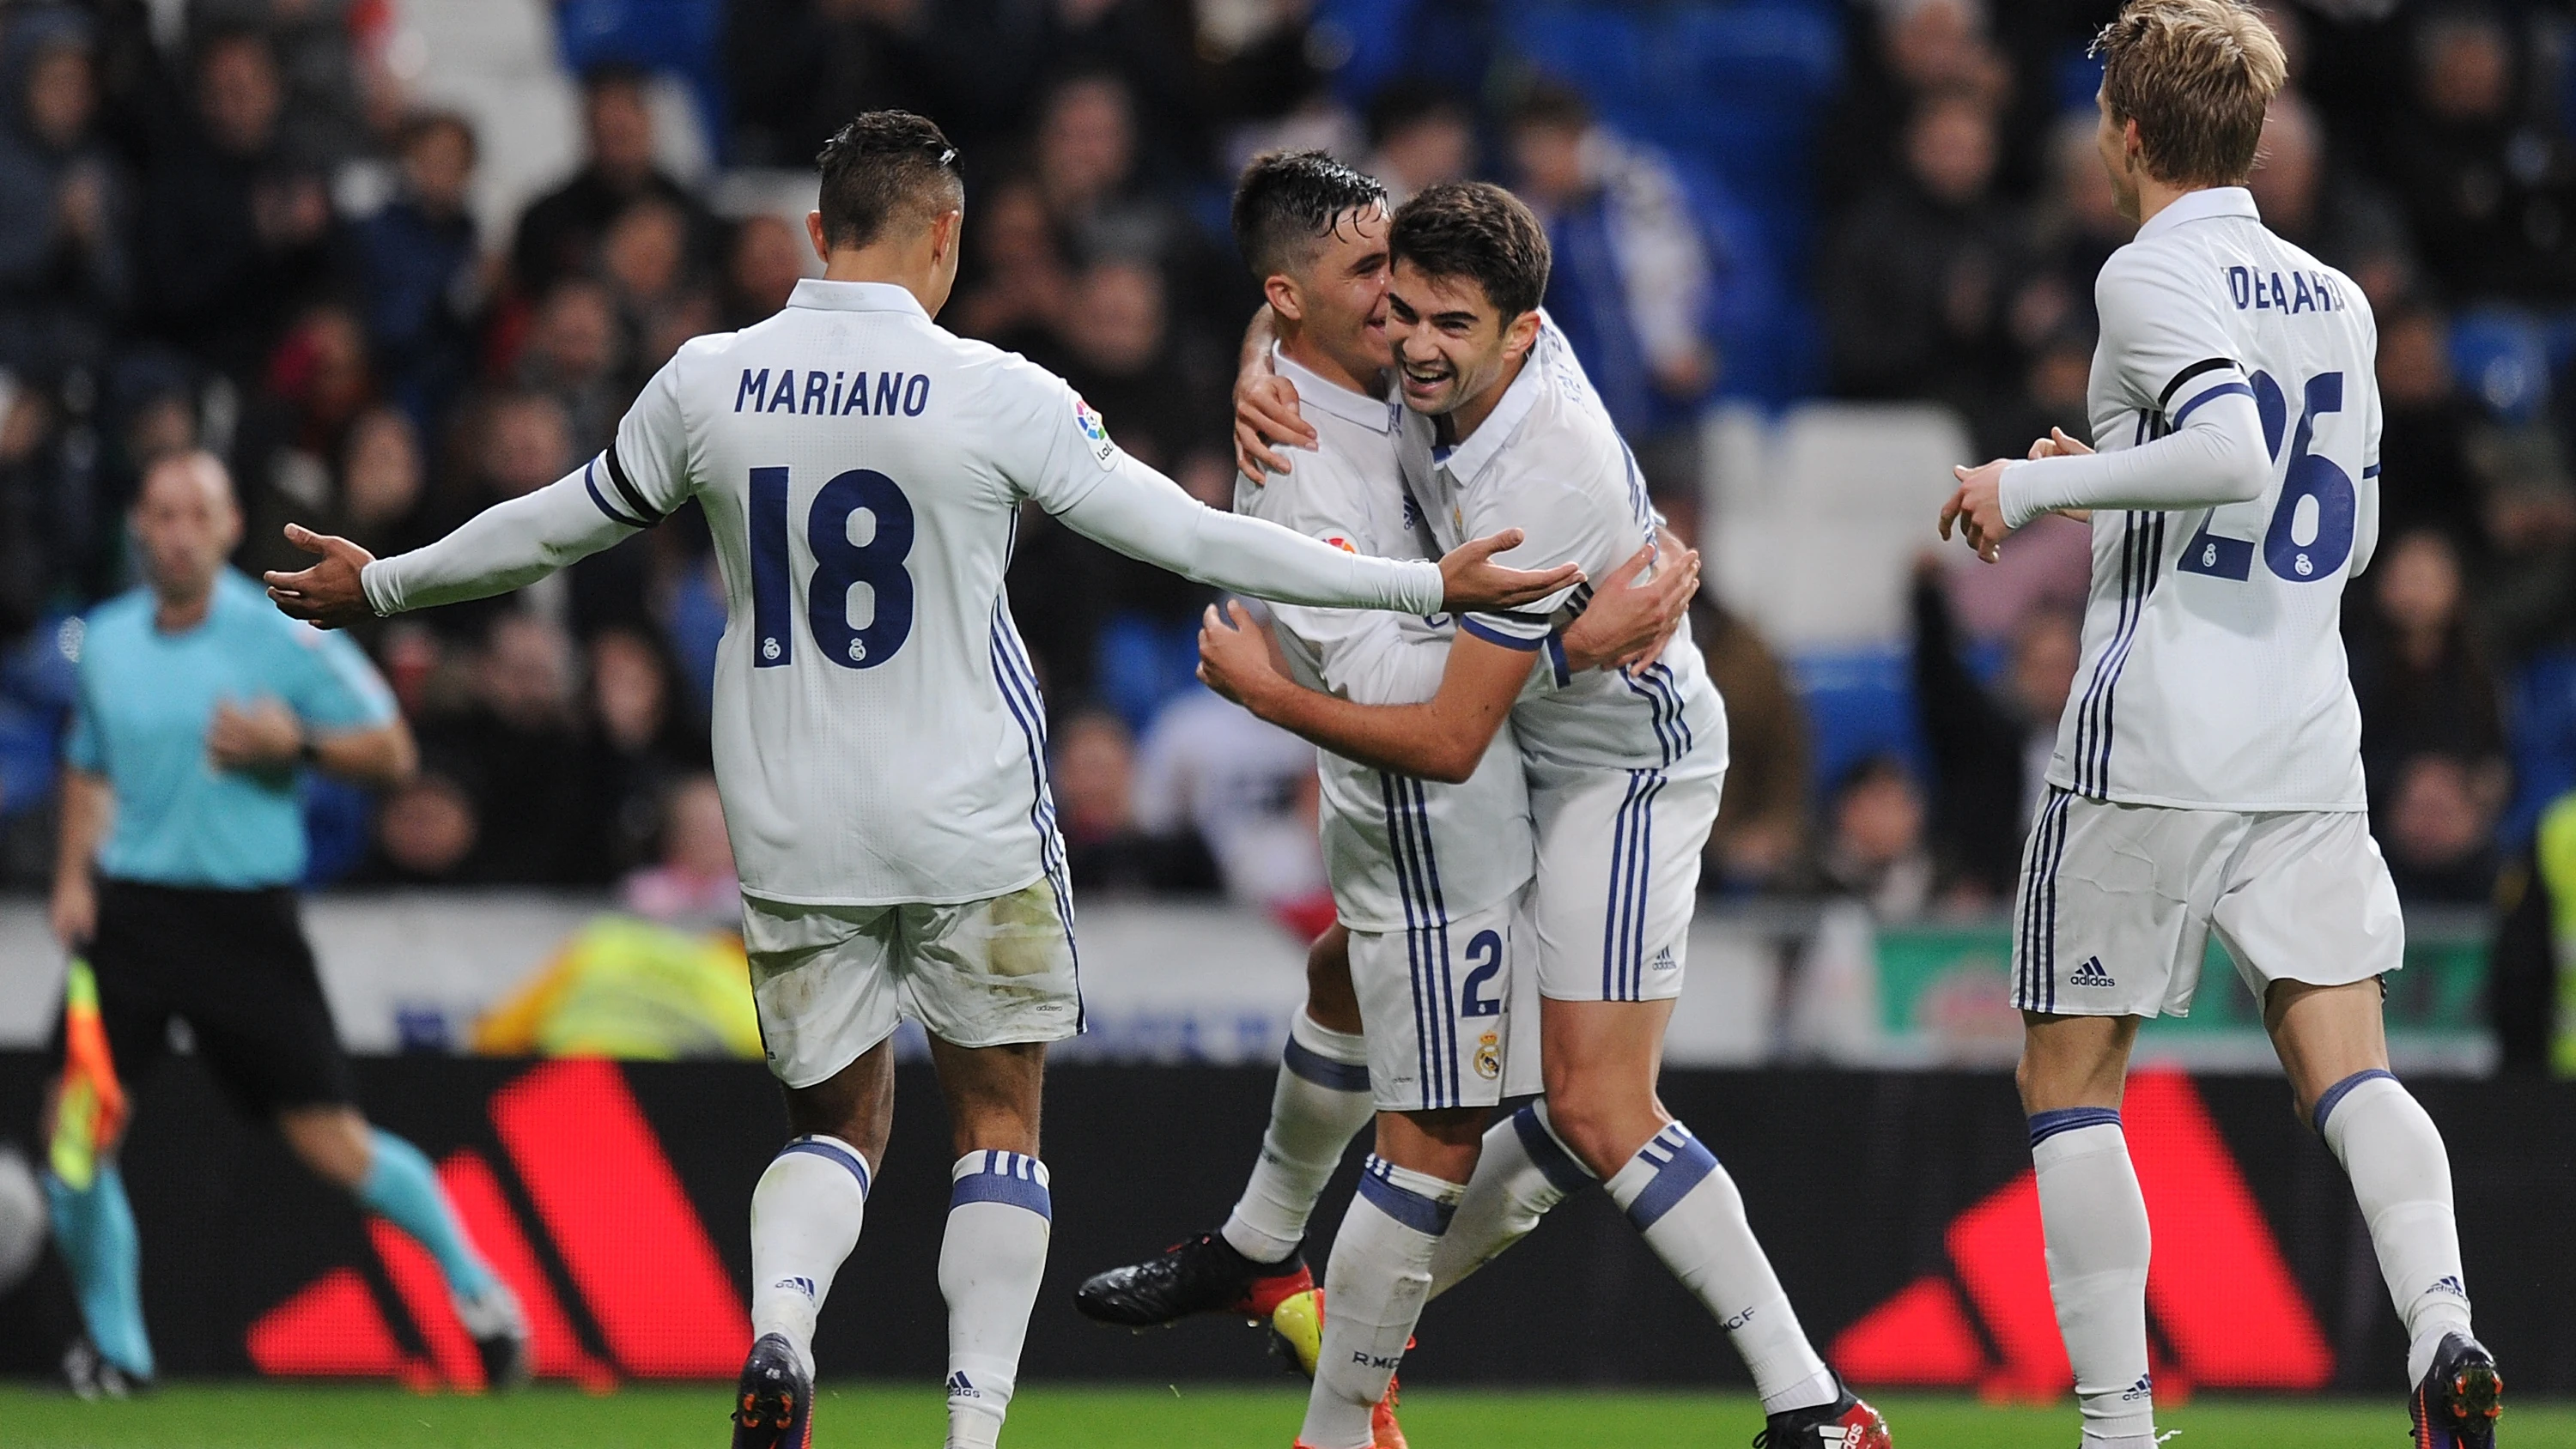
left=1302, top=925, right=1361, bottom=1035
left=931, top=1038, right=1045, bottom=1158
left=785, top=1041, right=896, bottom=1163
left=280, top=1106, right=372, bottom=1189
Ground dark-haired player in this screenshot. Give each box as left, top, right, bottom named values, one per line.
left=264, top=112, right=1578, bottom=1449
left=1201, top=182, right=1888, bottom=1449
left=1074, top=152, right=1687, bottom=1448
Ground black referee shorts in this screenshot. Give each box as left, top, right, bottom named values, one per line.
left=47, top=881, right=358, bottom=1119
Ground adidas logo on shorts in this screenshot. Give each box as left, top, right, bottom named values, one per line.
left=1650, top=945, right=1677, bottom=972
left=2069, top=956, right=2117, bottom=988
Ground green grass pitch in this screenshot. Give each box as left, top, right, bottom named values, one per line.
left=0, top=1383, right=2569, bottom=1448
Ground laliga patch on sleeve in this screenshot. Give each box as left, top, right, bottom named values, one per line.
left=1071, top=394, right=1117, bottom=470
left=1315, top=533, right=1358, bottom=554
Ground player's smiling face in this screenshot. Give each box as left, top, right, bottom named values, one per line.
left=1386, top=258, right=1520, bottom=417
left=1302, top=203, right=1393, bottom=376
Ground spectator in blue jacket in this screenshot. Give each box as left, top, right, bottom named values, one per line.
left=1508, top=79, right=1723, bottom=496
left=350, top=112, right=483, bottom=429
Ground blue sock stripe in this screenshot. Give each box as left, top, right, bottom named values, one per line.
left=2026, top=1106, right=2123, bottom=1148
left=951, top=1153, right=1052, bottom=1219
left=1357, top=1157, right=1457, bottom=1236
left=2311, top=1067, right=2398, bottom=1134
left=1511, top=1106, right=1594, bottom=1196
left=1281, top=1035, right=1370, bottom=1092
left=781, top=1136, right=872, bottom=1197
left=1624, top=1131, right=1719, bottom=1231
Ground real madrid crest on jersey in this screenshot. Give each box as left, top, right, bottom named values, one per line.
left=1473, top=1028, right=1501, bottom=1080
left=1071, top=394, right=1116, bottom=470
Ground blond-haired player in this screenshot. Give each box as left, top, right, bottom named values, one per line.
left=1941, top=3, right=2501, bottom=1446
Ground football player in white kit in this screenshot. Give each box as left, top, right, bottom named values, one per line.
left=259, top=112, right=1581, bottom=1449
left=1938, top=5, right=2500, bottom=1446
left=1199, top=182, right=1889, bottom=1449
left=1073, top=153, right=1692, bottom=1449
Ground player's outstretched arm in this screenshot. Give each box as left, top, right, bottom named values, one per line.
left=1053, top=456, right=1577, bottom=615
left=1200, top=601, right=1531, bottom=783
left=266, top=466, right=642, bottom=625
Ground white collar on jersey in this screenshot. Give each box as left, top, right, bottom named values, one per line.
left=2137, top=185, right=2259, bottom=240
left=1433, top=316, right=1552, bottom=488
left=1270, top=344, right=1397, bottom=434
left=786, top=278, right=932, bottom=318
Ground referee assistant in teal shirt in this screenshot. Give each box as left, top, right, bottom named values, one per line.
left=40, top=451, right=528, bottom=1395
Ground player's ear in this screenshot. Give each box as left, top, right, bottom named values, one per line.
left=804, top=210, right=829, bottom=264
left=1262, top=273, right=1304, bottom=325
left=928, top=208, right=963, bottom=266
left=1504, top=308, right=1542, bottom=360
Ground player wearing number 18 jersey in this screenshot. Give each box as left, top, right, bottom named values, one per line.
left=262, top=112, right=1575, bottom=1449
left=1939, top=6, right=2500, bottom=1447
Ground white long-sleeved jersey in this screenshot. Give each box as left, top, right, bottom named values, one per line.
left=1401, top=316, right=1727, bottom=780
left=1998, top=187, right=2379, bottom=811
left=360, top=279, right=1448, bottom=906
left=1233, top=348, right=1534, bottom=932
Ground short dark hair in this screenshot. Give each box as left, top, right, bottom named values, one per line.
left=814, top=110, right=963, bottom=252
left=1230, top=150, right=1388, bottom=282
left=580, top=60, right=651, bottom=100
left=1364, top=80, right=1471, bottom=148
left=1388, top=181, right=1551, bottom=319
left=1507, top=76, right=1591, bottom=134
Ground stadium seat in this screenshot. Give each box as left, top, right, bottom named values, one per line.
left=1789, top=644, right=1929, bottom=803
left=2506, top=646, right=2576, bottom=844
left=1704, top=400, right=1973, bottom=651
left=399, top=0, right=584, bottom=241
left=2449, top=310, right=2553, bottom=425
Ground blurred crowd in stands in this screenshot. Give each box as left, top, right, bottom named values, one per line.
left=0, top=0, right=2567, bottom=1007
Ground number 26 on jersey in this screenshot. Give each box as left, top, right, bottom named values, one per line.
left=748, top=466, right=918, bottom=670
left=2178, top=369, right=2360, bottom=585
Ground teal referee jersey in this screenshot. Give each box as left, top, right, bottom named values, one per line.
left=64, top=570, right=398, bottom=888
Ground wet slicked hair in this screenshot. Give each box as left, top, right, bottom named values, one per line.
left=1230, top=150, right=1389, bottom=282
left=2094, top=0, right=2287, bottom=187
left=815, top=110, right=964, bottom=251
left=1388, top=181, right=1551, bottom=319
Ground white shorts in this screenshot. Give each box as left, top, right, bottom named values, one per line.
left=2010, top=789, right=2403, bottom=1018
left=1348, top=889, right=1543, bottom=1113
left=741, top=879, right=1081, bottom=1088
left=1525, top=761, right=1723, bottom=1003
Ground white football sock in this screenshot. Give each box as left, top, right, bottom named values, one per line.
left=1222, top=1010, right=1374, bottom=1264
left=1602, top=1120, right=1833, bottom=1415
left=1428, top=1102, right=1590, bottom=1297
left=2028, top=1109, right=2154, bottom=1448
left=2315, top=1070, right=2473, bottom=1385
left=748, top=1136, right=872, bottom=1379
left=1300, top=1155, right=1461, bottom=1449
left=941, top=1152, right=1053, bottom=1449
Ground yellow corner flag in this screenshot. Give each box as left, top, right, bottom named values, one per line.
left=49, top=959, right=126, bottom=1191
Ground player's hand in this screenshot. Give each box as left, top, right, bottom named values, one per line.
left=1437, top=529, right=1583, bottom=612
left=1938, top=460, right=2014, bottom=564
left=2026, top=426, right=2093, bottom=461
left=1561, top=538, right=1699, bottom=673
left=1235, top=371, right=1314, bottom=481
left=1197, top=600, right=1287, bottom=712
left=48, top=873, right=94, bottom=949
left=209, top=697, right=303, bottom=771
left=264, top=524, right=377, bottom=629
